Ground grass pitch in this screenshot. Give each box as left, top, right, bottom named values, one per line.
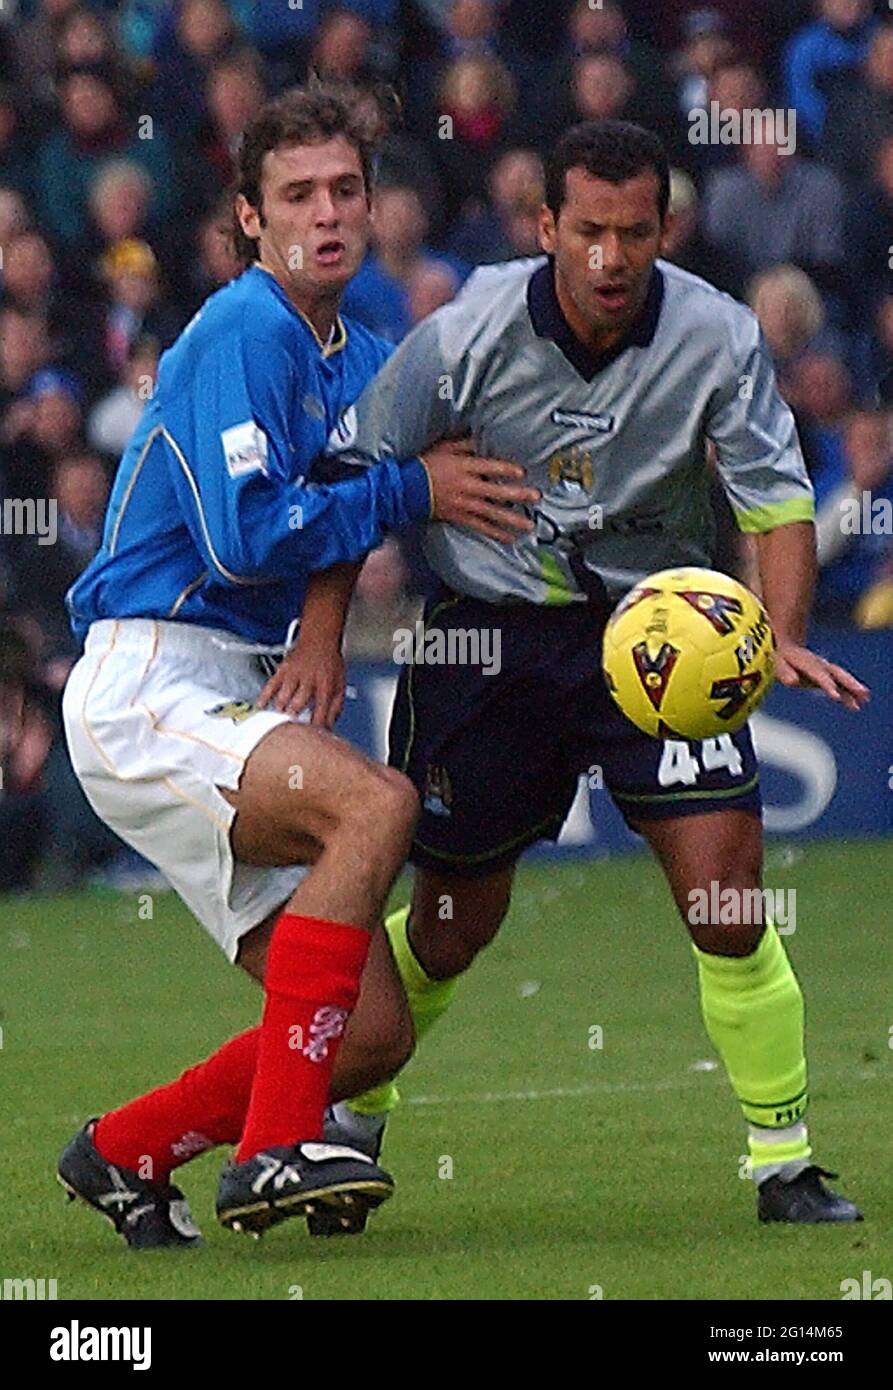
left=1, top=838, right=890, bottom=1301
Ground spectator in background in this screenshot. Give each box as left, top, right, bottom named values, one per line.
left=563, top=0, right=677, bottom=132
left=748, top=264, right=827, bottom=382
left=54, top=7, right=128, bottom=82
left=310, top=8, right=375, bottom=84
left=0, top=308, right=51, bottom=419
left=660, top=167, right=736, bottom=292
left=844, top=132, right=893, bottom=324
left=343, top=182, right=465, bottom=341
left=0, top=365, right=86, bottom=498
left=871, top=293, right=893, bottom=387
left=815, top=408, right=893, bottom=620
left=0, top=624, right=54, bottom=892
left=35, top=67, right=175, bottom=246
left=0, top=87, right=36, bottom=200
left=686, top=61, right=768, bottom=178
left=403, top=0, right=502, bottom=130
left=790, top=352, right=855, bottom=499
left=1, top=231, right=55, bottom=317
left=88, top=333, right=158, bottom=460
left=6, top=449, right=108, bottom=650
left=189, top=51, right=266, bottom=218
left=701, top=136, right=845, bottom=300
left=183, top=203, right=241, bottom=314
left=669, top=8, right=734, bottom=121
left=149, top=0, right=239, bottom=142
left=97, top=238, right=182, bottom=379
left=407, top=258, right=460, bottom=325
left=823, top=24, right=893, bottom=190
left=13, top=0, right=79, bottom=105
left=430, top=54, right=517, bottom=214
left=0, top=188, right=30, bottom=256
left=246, top=0, right=320, bottom=90
left=446, top=145, right=544, bottom=265
left=784, top=0, right=876, bottom=148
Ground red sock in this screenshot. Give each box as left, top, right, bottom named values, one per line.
left=236, top=913, right=370, bottom=1162
left=93, top=1027, right=260, bottom=1184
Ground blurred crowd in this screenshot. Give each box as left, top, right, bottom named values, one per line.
left=3, top=0, right=893, bottom=889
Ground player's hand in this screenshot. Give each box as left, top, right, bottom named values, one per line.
left=420, top=439, right=540, bottom=543
left=256, top=632, right=346, bottom=727
left=774, top=641, right=870, bottom=711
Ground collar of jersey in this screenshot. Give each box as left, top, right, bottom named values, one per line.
left=251, top=262, right=347, bottom=357
left=527, top=256, right=664, bottom=382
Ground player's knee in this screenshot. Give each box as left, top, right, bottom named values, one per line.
left=684, top=873, right=766, bottom=957
left=343, top=765, right=419, bottom=849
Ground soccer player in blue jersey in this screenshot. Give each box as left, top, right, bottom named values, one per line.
left=57, top=81, right=538, bottom=1246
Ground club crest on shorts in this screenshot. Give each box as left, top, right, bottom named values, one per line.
left=423, top=764, right=453, bottom=817
left=205, top=700, right=259, bottom=723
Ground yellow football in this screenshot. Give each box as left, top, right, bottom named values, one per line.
left=602, top=567, right=775, bottom=739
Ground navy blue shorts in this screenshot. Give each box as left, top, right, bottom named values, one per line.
left=388, top=589, right=761, bottom=877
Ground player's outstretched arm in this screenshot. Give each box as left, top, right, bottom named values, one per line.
left=708, top=315, right=868, bottom=711
left=756, top=521, right=870, bottom=711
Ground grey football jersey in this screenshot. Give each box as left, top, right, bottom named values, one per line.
left=329, top=256, right=815, bottom=606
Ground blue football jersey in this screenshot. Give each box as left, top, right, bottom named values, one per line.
left=67, top=264, right=430, bottom=646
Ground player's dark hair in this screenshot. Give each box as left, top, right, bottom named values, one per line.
left=545, top=120, right=670, bottom=221
left=232, top=78, right=379, bottom=264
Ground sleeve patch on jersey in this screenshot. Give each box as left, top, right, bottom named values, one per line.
left=221, top=420, right=269, bottom=479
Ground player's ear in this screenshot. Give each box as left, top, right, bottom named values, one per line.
left=539, top=203, right=556, bottom=254
left=236, top=193, right=262, bottom=243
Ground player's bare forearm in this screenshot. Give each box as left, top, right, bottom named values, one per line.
left=754, top=521, right=815, bottom=647
left=754, top=522, right=869, bottom=710
left=301, top=561, right=362, bottom=644
left=257, top=562, right=361, bottom=725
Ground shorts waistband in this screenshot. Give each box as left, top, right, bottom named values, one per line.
left=84, top=618, right=276, bottom=660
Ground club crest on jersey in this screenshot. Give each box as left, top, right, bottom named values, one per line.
left=423, top=764, right=453, bottom=817
left=679, top=589, right=743, bottom=635
left=205, top=700, right=259, bottom=723
left=547, top=446, right=594, bottom=492
left=632, top=639, right=680, bottom=711
left=551, top=408, right=615, bottom=433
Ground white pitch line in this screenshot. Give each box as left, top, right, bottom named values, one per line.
left=407, top=1077, right=703, bottom=1107
left=405, top=1067, right=887, bottom=1108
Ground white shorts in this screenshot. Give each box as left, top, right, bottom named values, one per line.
left=62, top=618, right=308, bottom=962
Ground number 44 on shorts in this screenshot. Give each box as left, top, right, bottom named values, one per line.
left=657, top=735, right=743, bottom=787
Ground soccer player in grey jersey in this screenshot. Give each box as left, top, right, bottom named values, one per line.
left=269, top=121, right=869, bottom=1225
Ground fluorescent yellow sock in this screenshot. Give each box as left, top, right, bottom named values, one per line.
left=347, top=906, right=460, bottom=1117
left=692, top=922, right=812, bottom=1180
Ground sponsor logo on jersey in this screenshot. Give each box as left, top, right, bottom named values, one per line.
left=551, top=408, right=615, bottom=433
left=205, top=700, right=259, bottom=723
left=221, top=420, right=269, bottom=478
